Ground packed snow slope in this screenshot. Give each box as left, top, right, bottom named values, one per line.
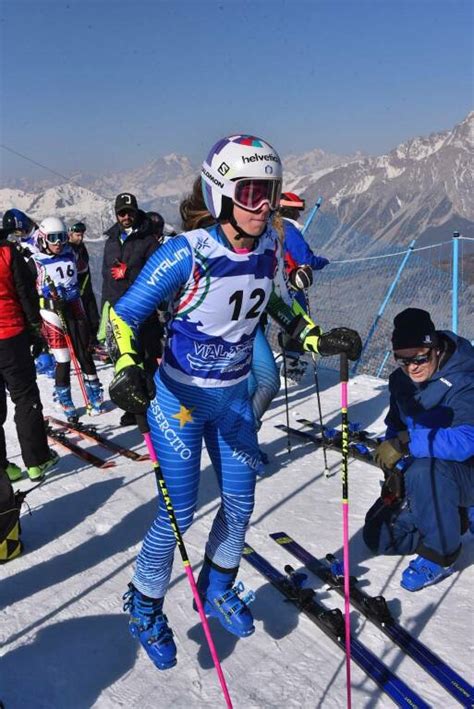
left=1, top=362, right=473, bottom=708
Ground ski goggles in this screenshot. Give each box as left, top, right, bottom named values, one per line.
left=232, top=178, right=282, bottom=212
left=44, top=231, right=68, bottom=245
left=394, top=351, right=433, bottom=367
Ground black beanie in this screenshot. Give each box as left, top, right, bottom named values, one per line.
left=391, top=308, right=438, bottom=350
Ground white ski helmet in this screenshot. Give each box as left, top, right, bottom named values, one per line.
left=201, top=134, right=283, bottom=219
left=38, top=216, right=68, bottom=246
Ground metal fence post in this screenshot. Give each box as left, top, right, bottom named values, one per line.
left=352, top=239, right=417, bottom=376
left=452, top=231, right=460, bottom=334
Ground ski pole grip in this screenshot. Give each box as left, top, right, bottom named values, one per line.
left=135, top=413, right=150, bottom=435
left=340, top=353, right=348, bottom=383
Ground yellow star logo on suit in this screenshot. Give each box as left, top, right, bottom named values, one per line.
left=172, top=405, right=194, bottom=428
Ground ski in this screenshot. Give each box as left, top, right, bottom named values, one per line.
left=275, top=423, right=378, bottom=467
left=271, top=532, right=474, bottom=707
left=46, top=426, right=116, bottom=469
left=296, top=417, right=381, bottom=450
left=242, top=544, right=429, bottom=708
left=47, top=416, right=149, bottom=462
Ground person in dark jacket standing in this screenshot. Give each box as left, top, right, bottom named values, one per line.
left=68, top=221, right=100, bottom=343
left=363, top=308, right=474, bottom=591
left=101, top=193, right=164, bottom=425
left=0, top=228, right=58, bottom=484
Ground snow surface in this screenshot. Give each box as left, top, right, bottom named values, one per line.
left=1, top=363, right=473, bottom=708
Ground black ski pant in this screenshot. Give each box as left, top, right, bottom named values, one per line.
left=80, top=275, right=100, bottom=340
left=55, top=312, right=97, bottom=387
left=0, top=331, right=50, bottom=468
left=41, top=300, right=98, bottom=387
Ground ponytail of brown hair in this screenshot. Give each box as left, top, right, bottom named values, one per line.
left=271, top=211, right=285, bottom=245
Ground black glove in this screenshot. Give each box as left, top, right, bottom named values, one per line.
left=289, top=265, right=313, bottom=290
left=109, top=365, right=156, bottom=414
left=317, top=327, right=362, bottom=361
left=29, top=323, right=46, bottom=359
left=277, top=331, right=304, bottom=354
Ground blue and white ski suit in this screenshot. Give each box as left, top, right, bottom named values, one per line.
left=364, top=332, right=474, bottom=565
left=115, top=224, right=287, bottom=598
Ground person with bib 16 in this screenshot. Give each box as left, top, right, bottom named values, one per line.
left=30, top=217, right=105, bottom=420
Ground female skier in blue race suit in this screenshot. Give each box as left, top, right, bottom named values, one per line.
left=108, top=134, right=361, bottom=670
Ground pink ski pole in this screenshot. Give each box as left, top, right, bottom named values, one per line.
left=340, top=353, right=352, bottom=708
left=136, top=415, right=233, bottom=709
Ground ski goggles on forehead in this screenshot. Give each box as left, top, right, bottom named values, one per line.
left=233, top=178, right=282, bottom=211
left=45, top=231, right=68, bottom=245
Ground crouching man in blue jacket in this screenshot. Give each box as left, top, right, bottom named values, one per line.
left=363, top=308, right=474, bottom=591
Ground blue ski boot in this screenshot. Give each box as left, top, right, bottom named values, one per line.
left=54, top=385, right=78, bottom=422
left=122, top=584, right=177, bottom=670
left=400, top=555, right=455, bottom=592
left=85, top=378, right=105, bottom=415
left=196, top=557, right=255, bottom=637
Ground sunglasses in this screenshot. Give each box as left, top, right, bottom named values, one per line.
left=233, top=178, right=282, bottom=212
left=45, top=232, right=68, bottom=245
left=117, top=209, right=136, bottom=217
left=394, top=351, right=433, bottom=367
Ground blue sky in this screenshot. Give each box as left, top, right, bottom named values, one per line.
left=1, top=0, right=472, bottom=180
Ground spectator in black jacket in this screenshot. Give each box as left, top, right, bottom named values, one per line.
left=68, top=221, right=100, bottom=342
left=101, top=193, right=165, bottom=426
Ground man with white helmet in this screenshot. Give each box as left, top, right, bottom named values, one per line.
left=107, top=134, right=362, bottom=671
left=30, top=217, right=105, bottom=419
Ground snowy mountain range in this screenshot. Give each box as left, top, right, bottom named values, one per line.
left=1, top=112, right=472, bottom=249
left=301, top=111, right=473, bottom=249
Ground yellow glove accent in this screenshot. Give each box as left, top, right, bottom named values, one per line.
left=97, top=302, right=111, bottom=343
left=302, top=328, right=321, bottom=354
left=115, top=353, right=142, bottom=374
left=291, top=299, right=307, bottom=317
left=109, top=307, right=139, bottom=357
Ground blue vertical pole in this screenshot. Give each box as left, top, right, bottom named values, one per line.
left=376, top=350, right=391, bottom=378
left=302, top=197, right=323, bottom=236
left=452, top=231, right=460, bottom=334
left=352, top=239, right=417, bottom=376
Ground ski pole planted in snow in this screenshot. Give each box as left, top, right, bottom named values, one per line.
left=304, top=290, right=329, bottom=476
left=136, top=414, right=234, bottom=709
left=281, top=345, right=291, bottom=456
left=45, top=276, right=93, bottom=416
left=340, top=353, right=352, bottom=708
